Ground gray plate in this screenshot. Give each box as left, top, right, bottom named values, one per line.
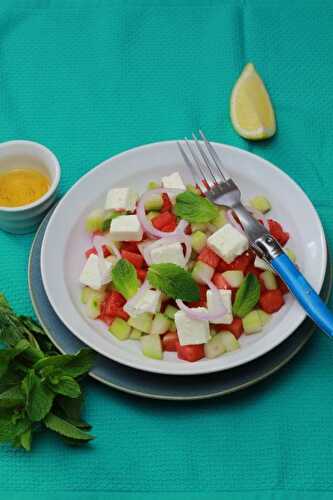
left=29, top=208, right=332, bottom=400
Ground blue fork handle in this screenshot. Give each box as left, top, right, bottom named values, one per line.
left=270, top=253, right=333, bottom=338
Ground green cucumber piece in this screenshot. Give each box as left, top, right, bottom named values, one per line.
left=140, top=335, right=163, bottom=360
left=109, top=318, right=131, bottom=340
left=211, top=208, right=228, bottom=229
left=204, top=333, right=226, bottom=358
left=191, top=231, right=207, bottom=253
left=85, top=209, right=104, bottom=233
left=128, top=313, right=153, bottom=334
left=186, top=184, right=201, bottom=195
left=151, top=313, right=170, bottom=335
left=168, top=319, right=176, bottom=332
left=164, top=305, right=178, bottom=320
left=144, top=194, right=163, bottom=211
left=260, top=270, right=278, bottom=290
left=249, top=195, right=272, bottom=214
left=258, top=309, right=271, bottom=326
left=285, top=247, right=296, bottom=263
left=191, top=223, right=209, bottom=232
left=80, top=287, right=91, bottom=304
left=129, top=328, right=142, bottom=340
left=147, top=181, right=160, bottom=190
left=192, top=261, right=214, bottom=284
left=222, top=270, right=244, bottom=288
left=147, top=211, right=160, bottom=222
left=85, top=291, right=105, bottom=319
left=242, top=310, right=262, bottom=335
left=219, top=331, right=240, bottom=351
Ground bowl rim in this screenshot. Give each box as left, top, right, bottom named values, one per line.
left=0, top=140, right=61, bottom=212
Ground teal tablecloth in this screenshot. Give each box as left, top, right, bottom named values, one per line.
left=1, top=1, right=333, bottom=498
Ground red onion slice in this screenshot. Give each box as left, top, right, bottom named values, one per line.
left=123, top=280, right=151, bottom=316
left=137, top=188, right=189, bottom=238
left=176, top=279, right=226, bottom=322
left=92, top=235, right=109, bottom=275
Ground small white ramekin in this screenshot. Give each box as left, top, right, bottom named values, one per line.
left=0, top=140, right=61, bottom=234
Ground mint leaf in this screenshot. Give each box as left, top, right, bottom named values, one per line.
left=51, top=376, right=81, bottom=399
left=0, top=410, right=30, bottom=443
left=20, top=428, right=32, bottom=451
left=233, top=273, right=260, bottom=318
left=34, top=348, right=94, bottom=378
left=56, top=394, right=84, bottom=421
left=148, top=264, right=200, bottom=302
left=112, top=259, right=139, bottom=299
left=175, top=191, right=219, bottom=223
left=0, top=385, right=25, bottom=408
left=44, top=413, right=94, bottom=441
left=22, top=371, right=54, bottom=422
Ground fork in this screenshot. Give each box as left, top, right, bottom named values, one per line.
left=178, top=131, right=333, bottom=338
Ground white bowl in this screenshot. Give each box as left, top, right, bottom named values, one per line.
left=41, top=141, right=327, bottom=375
left=0, top=140, right=61, bottom=234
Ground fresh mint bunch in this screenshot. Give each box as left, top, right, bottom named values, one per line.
left=0, top=294, right=94, bottom=451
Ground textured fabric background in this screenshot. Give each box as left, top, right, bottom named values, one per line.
left=1, top=0, right=333, bottom=498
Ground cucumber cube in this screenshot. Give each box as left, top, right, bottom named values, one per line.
left=191, top=231, right=207, bottom=253
left=144, top=194, right=163, bottom=211
left=218, top=331, right=240, bottom=352
left=147, top=211, right=160, bottom=222
left=141, top=335, right=163, bottom=360
left=186, top=184, right=201, bottom=195
left=128, top=313, right=153, bottom=334
left=147, top=181, right=160, bottom=190
left=192, top=261, right=214, bottom=284
left=204, top=333, right=227, bottom=358
left=260, top=270, right=277, bottom=290
left=151, top=313, right=170, bottom=335
left=129, top=328, right=142, bottom=340
left=85, top=209, right=105, bottom=233
left=258, top=309, right=271, bottom=326
left=191, top=223, right=209, bottom=232
left=168, top=320, right=177, bottom=332
left=222, top=270, right=244, bottom=288
left=85, top=291, right=105, bottom=319
left=242, top=310, right=263, bottom=335
left=109, top=318, right=131, bottom=340
left=211, top=208, right=228, bottom=229
left=80, top=286, right=91, bottom=304
left=164, top=305, right=178, bottom=320
left=219, top=331, right=240, bottom=352
left=249, top=196, right=272, bottom=214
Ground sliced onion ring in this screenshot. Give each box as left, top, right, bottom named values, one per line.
left=137, top=188, right=188, bottom=238
left=176, top=280, right=226, bottom=322
left=123, top=280, right=150, bottom=316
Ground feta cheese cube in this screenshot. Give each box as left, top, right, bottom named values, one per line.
left=207, top=223, right=249, bottom=264
left=79, top=254, right=112, bottom=290
left=175, top=309, right=211, bottom=346
left=161, top=172, right=186, bottom=196
left=130, top=290, right=162, bottom=317
left=206, top=289, right=233, bottom=325
left=109, top=214, right=143, bottom=241
left=105, top=187, right=138, bottom=212
left=254, top=256, right=274, bottom=272
left=150, top=242, right=186, bottom=267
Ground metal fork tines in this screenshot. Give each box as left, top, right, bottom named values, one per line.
left=177, top=131, right=270, bottom=250
left=177, top=131, right=241, bottom=208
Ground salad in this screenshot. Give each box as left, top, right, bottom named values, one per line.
left=79, top=171, right=295, bottom=363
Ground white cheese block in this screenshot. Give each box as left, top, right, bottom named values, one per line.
left=129, top=290, right=162, bottom=317
left=206, top=289, right=233, bottom=325
left=79, top=254, right=112, bottom=291
left=207, top=223, right=249, bottom=264
left=105, top=187, right=138, bottom=212
left=109, top=215, right=143, bottom=241
left=175, top=309, right=211, bottom=346
left=150, top=242, right=186, bottom=267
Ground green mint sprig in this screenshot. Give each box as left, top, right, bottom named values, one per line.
left=0, top=294, right=94, bottom=451
left=148, top=263, right=200, bottom=302
left=174, top=191, right=219, bottom=223
left=112, top=259, right=139, bottom=299
left=233, top=273, right=260, bottom=318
